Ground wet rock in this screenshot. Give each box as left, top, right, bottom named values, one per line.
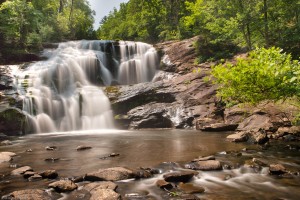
left=0, top=108, right=28, bottom=136
left=23, top=171, right=35, bottom=179
left=39, top=170, right=58, bottom=179
left=156, top=179, right=173, bottom=190
left=45, top=146, right=57, bottom=151
left=252, top=158, right=268, bottom=167
left=185, top=160, right=222, bottom=171
left=199, top=123, right=238, bottom=132
left=163, top=171, right=197, bottom=183
left=90, top=189, right=121, bottom=200
left=28, top=174, right=43, bottom=181
left=0, top=140, right=12, bottom=146
left=83, top=181, right=118, bottom=192
left=178, top=182, right=205, bottom=194
left=128, top=103, right=174, bottom=129
left=193, top=155, right=215, bottom=162
left=133, top=168, right=153, bottom=179
left=76, top=145, right=92, bottom=151
left=44, top=158, right=60, bottom=162
left=0, top=152, right=16, bottom=163
left=269, top=164, right=287, bottom=175
left=86, top=167, right=134, bottom=181
left=226, top=132, right=248, bottom=142
left=11, top=166, right=33, bottom=175
left=99, top=153, right=120, bottom=160
left=2, top=189, right=51, bottom=200
left=49, top=180, right=78, bottom=192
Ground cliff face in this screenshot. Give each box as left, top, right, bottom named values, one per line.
left=108, top=37, right=300, bottom=143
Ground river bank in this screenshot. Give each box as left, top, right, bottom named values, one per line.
left=1, top=130, right=300, bottom=199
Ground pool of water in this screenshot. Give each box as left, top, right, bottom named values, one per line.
left=1, top=129, right=300, bottom=199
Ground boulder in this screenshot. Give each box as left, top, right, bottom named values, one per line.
left=86, top=167, right=135, bottom=181
left=178, top=182, right=205, bottom=194
left=28, top=174, right=43, bottom=181
left=226, top=132, right=248, bottom=142
left=199, top=123, right=238, bottom=132
left=82, top=182, right=118, bottom=192
left=49, top=180, right=78, bottom=192
left=269, top=164, right=287, bottom=175
left=11, top=166, right=33, bottom=175
left=90, top=189, right=121, bottom=200
left=2, top=189, right=51, bottom=200
left=0, top=108, right=28, bottom=135
left=23, top=171, right=35, bottom=179
left=237, top=114, right=273, bottom=131
left=156, top=179, right=173, bottom=190
left=163, top=171, right=197, bottom=183
left=39, top=170, right=58, bottom=179
left=185, top=160, right=222, bottom=171
left=0, top=152, right=16, bottom=163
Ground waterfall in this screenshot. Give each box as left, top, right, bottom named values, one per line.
left=16, top=40, right=159, bottom=133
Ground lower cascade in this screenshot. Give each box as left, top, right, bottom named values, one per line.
left=15, top=40, right=159, bottom=133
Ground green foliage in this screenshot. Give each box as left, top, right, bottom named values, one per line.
left=211, top=47, right=300, bottom=104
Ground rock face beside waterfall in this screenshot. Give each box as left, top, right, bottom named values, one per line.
left=106, top=37, right=300, bottom=140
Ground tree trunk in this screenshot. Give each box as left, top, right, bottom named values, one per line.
left=59, top=0, right=64, bottom=13
left=263, top=0, right=269, bottom=46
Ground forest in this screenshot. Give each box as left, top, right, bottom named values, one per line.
left=0, top=0, right=96, bottom=62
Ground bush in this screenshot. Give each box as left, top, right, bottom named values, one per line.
left=211, top=47, right=300, bottom=105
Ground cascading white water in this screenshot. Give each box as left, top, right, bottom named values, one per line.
left=118, top=41, right=158, bottom=85
left=15, top=40, right=159, bottom=133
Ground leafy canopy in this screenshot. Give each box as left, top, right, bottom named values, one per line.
left=211, top=47, right=300, bottom=105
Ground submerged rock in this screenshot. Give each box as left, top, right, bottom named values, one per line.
left=76, top=145, right=92, bottom=151
left=49, top=180, right=78, bottom=192
left=178, top=182, right=205, bottom=194
left=163, top=171, right=197, bottom=183
left=86, top=167, right=135, bottom=181
left=2, top=189, right=52, bottom=200
left=39, top=170, right=58, bottom=179
left=185, top=160, right=222, bottom=171
left=28, top=174, right=43, bottom=181
left=0, top=140, right=12, bottom=146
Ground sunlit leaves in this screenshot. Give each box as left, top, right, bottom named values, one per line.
left=211, top=47, right=300, bottom=105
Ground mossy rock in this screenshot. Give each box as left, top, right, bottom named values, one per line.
left=0, top=108, right=28, bottom=136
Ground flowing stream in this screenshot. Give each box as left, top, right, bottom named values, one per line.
left=14, top=40, right=159, bottom=133
left=0, top=130, right=299, bottom=199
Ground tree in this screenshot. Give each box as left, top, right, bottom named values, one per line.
left=211, top=47, right=300, bottom=104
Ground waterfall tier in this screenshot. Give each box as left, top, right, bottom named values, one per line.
left=16, top=40, right=159, bottom=133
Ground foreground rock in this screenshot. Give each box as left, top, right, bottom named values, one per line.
left=81, top=182, right=120, bottom=200
left=49, top=180, right=78, bottom=192
left=39, top=170, right=58, bottom=179
left=85, top=167, right=134, bottom=181
left=156, top=179, right=173, bottom=190
left=227, top=130, right=269, bottom=144
left=178, top=182, right=205, bottom=194
left=2, top=189, right=52, bottom=200
left=185, top=160, right=222, bottom=171
left=11, top=166, right=33, bottom=175
left=269, top=164, right=287, bottom=175
left=163, top=171, right=197, bottom=182
left=0, top=152, right=16, bottom=163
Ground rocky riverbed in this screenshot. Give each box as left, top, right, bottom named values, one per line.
left=0, top=130, right=300, bottom=200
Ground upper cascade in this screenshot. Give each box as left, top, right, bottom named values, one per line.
left=15, top=40, right=160, bottom=133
